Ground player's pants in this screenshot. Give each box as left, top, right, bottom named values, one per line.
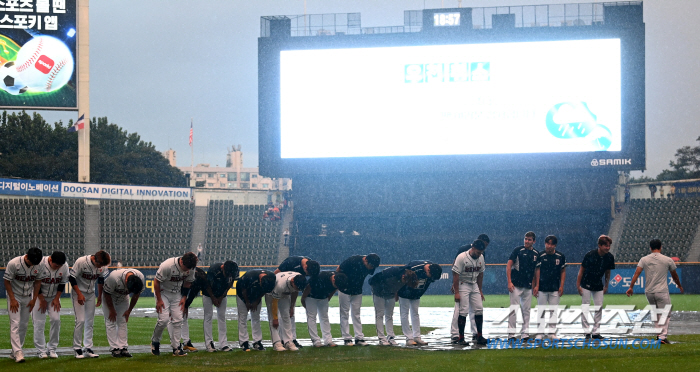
left=372, top=295, right=397, bottom=342
left=339, top=292, right=364, bottom=341
left=508, top=286, right=532, bottom=338
left=275, top=294, right=294, bottom=344
left=581, top=288, right=604, bottom=335
left=103, top=294, right=130, bottom=351
left=168, top=312, right=191, bottom=343
left=236, top=296, right=262, bottom=345
left=9, top=294, right=31, bottom=354
left=281, top=314, right=298, bottom=341
left=450, top=302, right=477, bottom=339
left=645, top=292, right=671, bottom=340
left=264, top=294, right=283, bottom=345
left=305, top=297, right=332, bottom=345
left=399, top=297, right=421, bottom=341
left=72, top=291, right=96, bottom=350
left=536, top=291, right=561, bottom=338
left=203, top=295, right=228, bottom=349
left=152, top=291, right=184, bottom=349
left=32, top=298, right=61, bottom=354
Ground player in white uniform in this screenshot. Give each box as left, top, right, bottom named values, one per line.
left=151, top=252, right=197, bottom=357
left=267, top=271, right=307, bottom=351
left=626, top=239, right=684, bottom=344
left=69, top=250, right=110, bottom=359
left=103, top=268, right=145, bottom=357
left=452, top=240, right=488, bottom=346
left=33, top=251, right=69, bottom=359
left=4, top=247, right=43, bottom=363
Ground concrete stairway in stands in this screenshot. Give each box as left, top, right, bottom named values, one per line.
left=190, top=206, right=208, bottom=254
left=684, top=221, right=700, bottom=262
left=608, top=204, right=628, bottom=256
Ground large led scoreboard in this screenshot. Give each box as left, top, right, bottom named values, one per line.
left=258, top=5, right=645, bottom=177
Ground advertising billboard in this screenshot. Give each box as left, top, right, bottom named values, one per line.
left=0, top=0, right=77, bottom=110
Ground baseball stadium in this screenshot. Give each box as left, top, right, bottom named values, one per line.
left=3, top=1, right=700, bottom=371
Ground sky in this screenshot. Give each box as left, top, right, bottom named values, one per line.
left=19, top=0, right=700, bottom=177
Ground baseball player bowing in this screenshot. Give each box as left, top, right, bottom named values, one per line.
left=103, top=268, right=145, bottom=357
left=398, top=261, right=442, bottom=346
left=4, top=247, right=43, bottom=363
left=369, top=266, right=419, bottom=346
left=32, top=251, right=69, bottom=359
left=267, top=271, right=307, bottom=351
left=172, top=267, right=209, bottom=352
left=452, top=239, right=488, bottom=346
left=69, top=250, right=111, bottom=359
left=151, top=252, right=198, bottom=357
left=301, top=271, right=349, bottom=348
left=236, top=269, right=276, bottom=351
left=274, top=256, right=320, bottom=349
left=202, top=260, right=239, bottom=352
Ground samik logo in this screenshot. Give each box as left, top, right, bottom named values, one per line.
left=35, top=55, right=54, bottom=74
left=591, top=159, right=632, bottom=166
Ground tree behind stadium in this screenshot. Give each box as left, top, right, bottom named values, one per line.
left=0, top=111, right=185, bottom=187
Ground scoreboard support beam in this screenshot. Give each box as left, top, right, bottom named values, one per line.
left=77, top=0, right=90, bottom=183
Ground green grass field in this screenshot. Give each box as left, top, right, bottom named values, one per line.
left=3, top=294, right=698, bottom=311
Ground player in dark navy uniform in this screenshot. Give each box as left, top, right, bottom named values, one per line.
left=301, top=271, right=348, bottom=347
left=236, top=269, right=276, bottom=351
left=577, top=235, right=615, bottom=340
left=274, top=256, right=320, bottom=349
left=506, top=231, right=539, bottom=341
left=533, top=235, right=566, bottom=340
left=336, top=254, right=380, bottom=346
left=398, top=260, right=442, bottom=346
left=369, top=266, right=418, bottom=346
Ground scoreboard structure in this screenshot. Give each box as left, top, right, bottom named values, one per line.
left=258, top=2, right=645, bottom=177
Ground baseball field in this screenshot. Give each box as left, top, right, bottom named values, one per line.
left=1, top=295, right=699, bottom=371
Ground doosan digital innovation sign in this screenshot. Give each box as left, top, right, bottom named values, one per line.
left=0, top=0, right=77, bottom=110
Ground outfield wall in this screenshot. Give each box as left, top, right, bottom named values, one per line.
left=2, top=263, right=697, bottom=298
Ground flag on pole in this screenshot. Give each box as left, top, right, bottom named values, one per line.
left=68, top=114, right=85, bottom=133
left=189, top=121, right=193, bottom=146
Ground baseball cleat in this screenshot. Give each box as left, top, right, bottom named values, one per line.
left=405, top=339, right=418, bottom=346
left=584, top=334, right=591, bottom=340
left=293, top=339, right=303, bottom=349
left=592, top=334, right=604, bottom=340
left=379, top=339, right=391, bottom=346
left=240, top=341, right=251, bottom=351
left=414, top=339, right=428, bottom=346
left=220, top=345, right=233, bottom=352
left=38, top=352, right=48, bottom=359
left=355, top=339, right=368, bottom=346
left=84, top=348, right=99, bottom=358
left=206, top=341, right=217, bottom=352
left=313, top=341, right=324, bottom=348
left=252, top=341, right=265, bottom=351
left=74, top=349, right=85, bottom=359
left=120, top=349, right=133, bottom=358
left=387, top=337, right=398, bottom=346
left=49, top=351, right=59, bottom=359
left=344, top=340, right=354, bottom=346
left=14, top=350, right=25, bottom=363
left=284, top=341, right=299, bottom=351
left=273, top=341, right=286, bottom=352
left=476, top=336, right=488, bottom=346
left=658, top=338, right=671, bottom=345
left=111, top=349, right=123, bottom=358
left=172, top=347, right=187, bottom=357
left=450, top=337, right=461, bottom=344
left=457, top=337, right=470, bottom=346
left=151, top=342, right=161, bottom=356
left=326, top=342, right=337, bottom=347
left=183, top=340, right=198, bottom=352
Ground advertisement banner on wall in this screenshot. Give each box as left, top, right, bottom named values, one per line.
left=673, top=180, right=700, bottom=199
left=0, top=177, right=61, bottom=197
left=61, top=182, right=192, bottom=200
left=607, top=268, right=682, bottom=294
left=0, top=0, right=77, bottom=110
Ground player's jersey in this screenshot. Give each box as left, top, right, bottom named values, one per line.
left=154, top=257, right=195, bottom=293
left=452, top=251, right=485, bottom=284
left=536, top=251, right=566, bottom=292
left=277, top=256, right=309, bottom=276
left=509, top=246, right=540, bottom=289
left=36, top=256, right=69, bottom=298
left=104, top=269, right=145, bottom=302
left=69, top=255, right=109, bottom=294
left=270, top=271, right=301, bottom=299
left=398, top=260, right=436, bottom=300
left=3, top=255, right=42, bottom=297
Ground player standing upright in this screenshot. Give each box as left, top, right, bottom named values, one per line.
left=533, top=235, right=566, bottom=340
left=32, top=251, right=69, bottom=359
left=4, top=247, right=43, bottom=363
left=626, top=239, right=683, bottom=344
left=69, top=250, right=111, bottom=359
left=151, top=252, right=198, bottom=356
left=398, top=260, right=442, bottom=346
left=202, top=260, right=239, bottom=352
left=452, top=240, right=488, bottom=346
left=103, top=268, right=145, bottom=357
left=236, top=269, right=276, bottom=351
left=274, top=255, right=320, bottom=348
left=336, top=253, right=380, bottom=346
left=506, top=232, right=539, bottom=341
left=577, top=235, right=615, bottom=340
